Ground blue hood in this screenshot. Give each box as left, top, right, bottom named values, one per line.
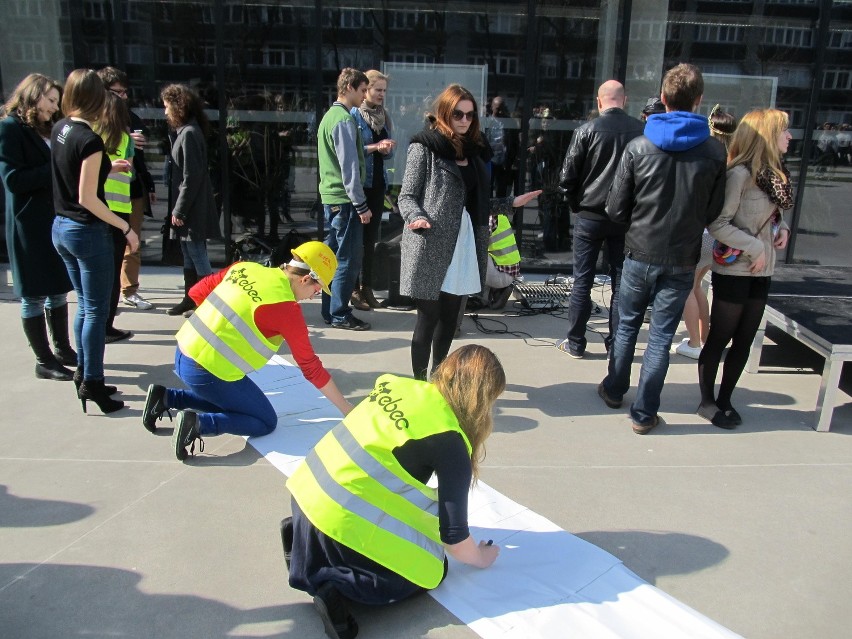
left=644, top=111, right=710, bottom=152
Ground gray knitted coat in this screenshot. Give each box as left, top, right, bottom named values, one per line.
left=398, top=132, right=513, bottom=300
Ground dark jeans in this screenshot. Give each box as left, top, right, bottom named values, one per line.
left=166, top=348, right=277, bottom=437
left=321, top=203, right=364, bottom=324
left=602, top=257, right=694, bottom=426
left=566, top=215, right=626, bottom=354
left=289, top=498, right=440, bottom=604
left=107, top=218, right=129, bottom=329
left=361, top=186, right=384, bottom=288
left=52, top=217, right=114, bottom=380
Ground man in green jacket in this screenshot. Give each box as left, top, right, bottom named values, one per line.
left=318, top=68, right=373, bottom=331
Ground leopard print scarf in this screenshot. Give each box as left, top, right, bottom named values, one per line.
left=755, top=163, right=794, bottom=210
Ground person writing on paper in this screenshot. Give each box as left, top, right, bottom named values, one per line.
left=284, top=344, right=505, bottom=639
left=141, top=241, right=354, bottom=460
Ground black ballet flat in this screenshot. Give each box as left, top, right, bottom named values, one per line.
left=721, top=408, right=742, bottom=426
left=697, top=404, right=737, bottom=430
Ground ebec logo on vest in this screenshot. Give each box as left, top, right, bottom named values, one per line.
left=225, top=267, right=263, bottom=302
left=368, top=381, right=409, bottom=430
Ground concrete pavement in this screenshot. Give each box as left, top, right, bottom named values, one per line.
left=1, top=265, right=850, bottom=638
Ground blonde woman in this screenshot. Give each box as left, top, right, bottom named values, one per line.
left=285, top=344, right=505, bottom=639
left=350, top=69, right=395, bottom=309
left=698, top=109, right=793, bottom=428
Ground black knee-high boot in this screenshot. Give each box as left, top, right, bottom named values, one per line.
left=45, top=305, right=78, bottom=366
left=22, top=315, right=74, bottom=381
left=167, top=268, right=198, bottom=316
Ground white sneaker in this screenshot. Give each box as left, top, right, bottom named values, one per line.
left=674, top=338, right=702, bottom=360
left=123, top=293, right=154, bottom=310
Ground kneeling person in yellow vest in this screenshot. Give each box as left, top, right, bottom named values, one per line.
left=483, top=213, right=520, bottom=309
left=285, top=344, right=505, bottom=639
left=141, top=241, right=355, bottom=461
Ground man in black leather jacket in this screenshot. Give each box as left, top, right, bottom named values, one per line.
left=557, top=80, right=644, bottom=358
left=598, top=63, right=726, bottom=435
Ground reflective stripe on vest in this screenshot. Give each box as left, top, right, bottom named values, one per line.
left=104, top=133, right=132, bottom=214
left=176, top=263, right=290, bottom=381
left=488, top=214, right=520, bottom=265
left=287, top=374, right=471, bottom=589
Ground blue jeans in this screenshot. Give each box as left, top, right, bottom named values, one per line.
left=52, top=217, right=114, bottom=380
left=602, top=257, right=694, bottom=425
left=180, top=239, right=213, bottom=276
left=566, top=216, right=626, bottom=353
left=21, top=294, right=69, bottom=319
left=167, top=348, right=277, bottom=437
left=321, top=203, right=364, bottom=324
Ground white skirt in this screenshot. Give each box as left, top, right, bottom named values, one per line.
left=441, top=208, right=481, bottom=296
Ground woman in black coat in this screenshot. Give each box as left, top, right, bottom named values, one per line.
left=0, top=73, right=76, bottom=380
left=161, top=84, right=220, bottom=316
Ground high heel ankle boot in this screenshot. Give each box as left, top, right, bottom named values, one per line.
left=73, top=368, right=117, bottom=396
left=78, top=379, right=125, bottom=414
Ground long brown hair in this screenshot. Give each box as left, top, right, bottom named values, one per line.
left=62, top=69, right=106, bottom=123
left=96, top=91, right=130, bottom=155
left=428, top=84, right=483, bottom=159
left=431, top=345, right=505, bottom=484
left=727, top=109, right=789, bottom=183
left=2, top=73, right=63, bottom=137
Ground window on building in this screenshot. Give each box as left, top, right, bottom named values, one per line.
left=84, top=1, right=105, bottom=20
left=12, top=40, right=46, bottom=62
left=823, top=68, right=851, bottom=90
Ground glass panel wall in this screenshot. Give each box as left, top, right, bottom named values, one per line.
left=0, top=0, right=849, bottom=269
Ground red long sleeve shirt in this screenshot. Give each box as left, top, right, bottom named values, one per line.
left=188, top=264, right=331, bottom=388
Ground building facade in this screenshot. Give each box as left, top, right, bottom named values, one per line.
left=1, top=0, right=849, bottom=268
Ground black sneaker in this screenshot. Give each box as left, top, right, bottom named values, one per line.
left=104, top=327, right=132, bottom=344
left=331, top=315, right=371, bottom=331
left=142, top=384, right=172, bottom=433
left=597, top=382, right=623, bottom=409
left=173, top=411, right=203, bottom=461
left=313, top=583, right=358, bottom=639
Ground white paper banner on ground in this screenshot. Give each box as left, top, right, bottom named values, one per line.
left=248, top=356, right=740, bottom=639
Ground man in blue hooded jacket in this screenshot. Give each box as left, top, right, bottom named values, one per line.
left=598, top=63, right=726, bottom=435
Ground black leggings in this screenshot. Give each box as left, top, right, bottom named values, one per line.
left=411, top=293, right=463, bottom=380
left=698, top=296, right=767, bottom=410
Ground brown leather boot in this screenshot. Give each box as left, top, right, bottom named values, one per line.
left=361, top=286, right=382, bottom=309
left=350, top=289, right=372, bottom=311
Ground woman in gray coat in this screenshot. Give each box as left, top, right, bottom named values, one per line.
left=398, top=84, right=539, bottom=379
left=0, top=73, right=76, bottom=381
left=161, top=84, right=220, bottom=316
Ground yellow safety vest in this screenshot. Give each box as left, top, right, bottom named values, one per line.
left=488, top=214, right=520, bottom=265
left=104, top=132, right=133, bottom=214
left=287, top=374, right=472, bottom=589
left=176, top=262, right=293, bottom=381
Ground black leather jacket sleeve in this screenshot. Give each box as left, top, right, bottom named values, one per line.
left=606, top=135, right=727, bottom=266
left=559, top=109, right=645, bottom=218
